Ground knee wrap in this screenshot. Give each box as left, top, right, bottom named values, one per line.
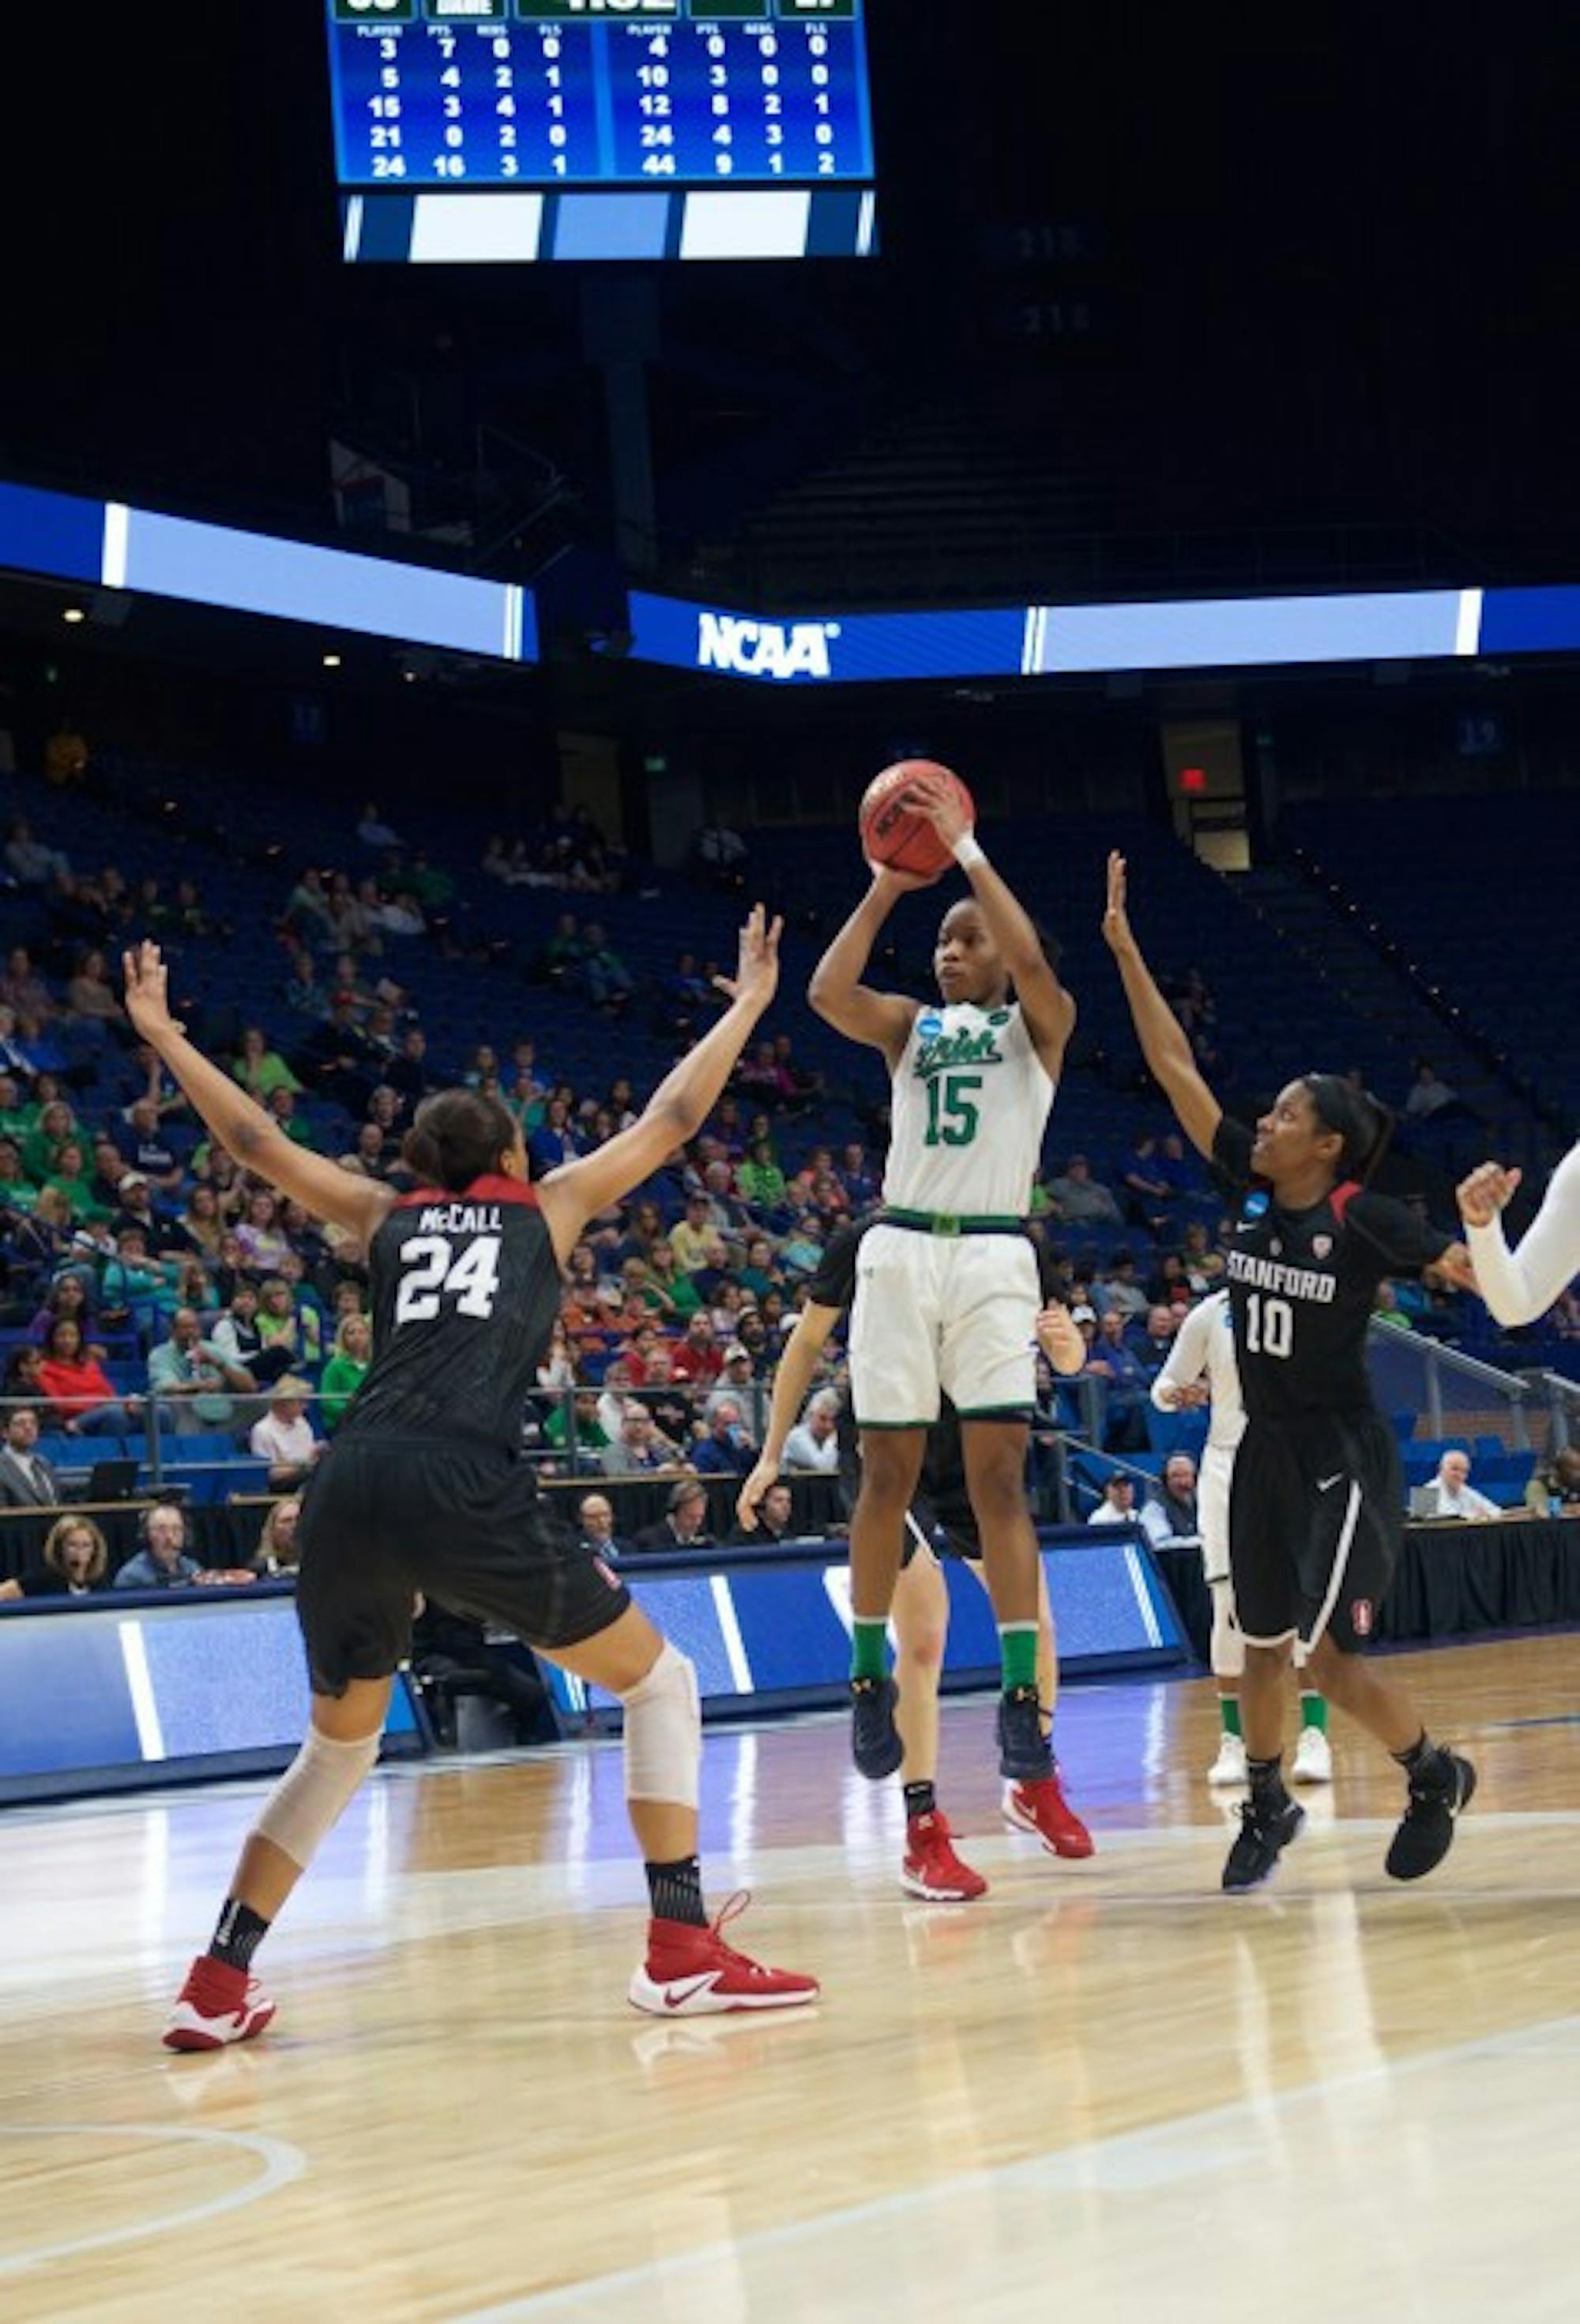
left=254, top=1724, right=382, bottom=1870
left=621, top=1641, right=701, bottom=1809
left=1209, top=1579, right=1246, bottom=1681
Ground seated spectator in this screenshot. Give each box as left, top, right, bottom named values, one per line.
left=1, top=947, right=58, bottom=1034
left=148, top=1307, right=255, bottom=1435
left=386, top=1026, right=434, bottom=1108
left=65, top=949, right=130, bottom=1039
left=248, top=1377, right=326, bottom=1492
left=1371, top=1279, right=1416, bottom=1332
left=1046, top=1154, right=1123, bottom=1227
left=1154, top=1132, right=1199, bottom=1200
left=44, top=1138, right=111, bottom=1225
left=320, top=1313, right=372, bottom=1430
left=267, top=1087, right=317, bottom=1149
left=631, top=1477, right=715, bottom=1553
left=575, top=1491, right=623, bottom=1559
left=1093, top=1252, right=1148, bottom=1324
left=0, top=1405, right=63, bottom=1506
left=113, top=1502, right=202, bottom=1590
left=784, top=1390, right=841, bottom=1474
left=1526, top=1448, right=1580, bottom=1516
left=778, top=1217, right=826, bottom=1278
left=1416, top=1450, right=1501, bottom=1521
left=38, top=1317, right=140, bottom=1436
left=529, top=1097, right=582, bottom=1176
left=210, top=1283, right=295, bottom=1388
left=839, top=1142, right=879, bottom=1208
left=235, top=1189, right=295, bottom=1274
left=1405, top=1061, right=1460, bottom=1119
left=0, top=1512, right=111, bottom=1600
left=29, top=1270, right=97, bottom=1350
left=600, top=1403, right=683, bottom=1478
left=1181, top=1219, right=1226, bottom=1288
left=257, top=1275, right=324, bottom=1371
left=669, top=1195, right=718, bottom=1277
left=1139, top=1453, right=1201, bottom=1546
left=580, top=924, right=634, bottom=1014
left=736, top=1234, right=783, bottom=1304
left=356, top=802, right=404, bottom=852
left=1119, top=1135, right=1174, bottom=1234
left=705, top=1343, right=760, bottom=1425
left=544, top=1387, right=611, bottom=1467
left=21, top=1095, right=78, bottom=1185
left=645, top=1237, right=702, bottom=1320
left=1136, top=1305, right=1179, bottom=1372
left=671, top=1312, right=724, bottom=1388
left=1147, top=1251, right=1193, bottom=1309
left=1084, top=1312, right=1151, bottom=1452
left=772, top=1034, right=822, bottom=1106
left=737, top=1040, right=794, bottom=1108
left=1088, top=1473, right=1138, bottom=1526
left=691, top=1398, right=757, bottom=1478
left=733, top=1479, right=798, bottom=1546
left=251, top=1494, right=303, bottom=1577
left=4, top=817, right=69, bottom=888
left=0, top=1134, right=38, bottom=1217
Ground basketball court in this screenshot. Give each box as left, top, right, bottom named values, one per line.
left=4, top=1634, right=1577, bottom=2322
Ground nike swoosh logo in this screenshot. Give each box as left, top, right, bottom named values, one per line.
left=664, top=1975, right=718, bottom=2010
left=1317, top=1474, right=1345, bottom=1491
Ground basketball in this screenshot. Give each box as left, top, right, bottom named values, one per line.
left=858, top=760, right=976, bottom=880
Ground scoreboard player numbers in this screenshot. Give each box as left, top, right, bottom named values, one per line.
left=326, top=0, right=876, bottom=262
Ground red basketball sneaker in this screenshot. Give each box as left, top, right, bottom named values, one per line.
left=1003, top=1772, right=1095, bottom=1860
left=163, top=1956, right=277, bottom=2052
left=901, top=1810, right=988, bottom=1901
left=629, top=1893, right=819, bottom=2017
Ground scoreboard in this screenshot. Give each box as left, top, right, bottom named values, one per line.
left=325, top=0, right=878, bottom=263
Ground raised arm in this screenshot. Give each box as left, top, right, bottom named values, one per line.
left=734, top=1299, right=841, bottom=1530
left=536, top=906, right=783, bottom=1262
left=1150, top=1295, right=1216, bottom=1410
left=1101, top=853, right=1223, bottom=1160
left=904, top=770, right=1076, bottom=1075
left=1459, top=1143, right=1580, bottom=1325
left=807, top=869, right=922, bottom=1068
left=122, top=944, right=395, bottom=1246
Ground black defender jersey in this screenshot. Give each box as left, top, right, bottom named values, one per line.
left=338, top=1175, right=561, bottom=1448
left=1211, top=1118, right=1450, bottom=1426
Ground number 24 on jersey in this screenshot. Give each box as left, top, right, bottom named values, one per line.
left=395, top=1234, right=502, bottom=1323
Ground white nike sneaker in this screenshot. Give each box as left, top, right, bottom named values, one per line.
left=1292, top=1727, right=1334, bottom=1784
left=1207, top=1732, right=1249, bottom=1788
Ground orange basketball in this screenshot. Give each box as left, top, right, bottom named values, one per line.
left=858, top=760, right=976, bottom=880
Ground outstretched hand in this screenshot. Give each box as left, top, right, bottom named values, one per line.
left=122, top=942, right=186, bottom=1047
left=1101, top=851, right=1137, bottom=957
left=713, top=903, right=784, bottom=1011
left=1458, top=1161, right=1522, bottom=1230
left=1034, top=1301, right=1088, bottom=1378
left=900, top=767, right=974, bottom=854
left=735, top=1453, right=781, bottom=1532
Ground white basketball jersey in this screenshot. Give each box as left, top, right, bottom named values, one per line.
left=1152, top=1289, right=1245, bottom=1452
left=883, top=1000, right=1052, bottom=1216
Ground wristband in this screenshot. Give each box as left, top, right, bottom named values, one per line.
left=952, top=834, right=986, bottom=871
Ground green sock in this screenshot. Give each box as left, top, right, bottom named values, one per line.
left=999, top=1624, right=1038, bottom=1693
left=850, top=1618, right=889, bottom=1684
left=1221, top=1695, right=1243, bottom=1738
left=1300, top=1691, right=1329, bottom=1734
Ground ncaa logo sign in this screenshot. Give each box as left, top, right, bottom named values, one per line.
left=697, top=612, right=843, bottom=683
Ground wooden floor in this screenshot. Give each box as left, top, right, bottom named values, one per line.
left=3, top=1635, right=1579, bottom=2323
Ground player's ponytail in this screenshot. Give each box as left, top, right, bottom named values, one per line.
left=402, top=1090, right=520, bottom=1192
left=1303, top=1074, right=1394, bottom=1187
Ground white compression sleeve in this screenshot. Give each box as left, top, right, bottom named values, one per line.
left=1467, top=1140, right=1580, bottom=1326
left=254, top=1724, right=382, bottom=1869
left=622, top=1640, right=702, bottom=1808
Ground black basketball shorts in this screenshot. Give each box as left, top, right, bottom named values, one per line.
left=1226, top=1411, right=1402, bottom=1655
left=295, top=1436, right=631, bottom=1697
left=839, top=1401, right=985, bottom=1567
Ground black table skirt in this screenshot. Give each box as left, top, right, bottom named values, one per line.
left=1154, top=1517, right=1580, bottom=1663
left=0, top=1472, right=848, bottom=1584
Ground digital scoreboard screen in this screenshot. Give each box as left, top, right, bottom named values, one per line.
left=326, top=0, right=878, bottom=263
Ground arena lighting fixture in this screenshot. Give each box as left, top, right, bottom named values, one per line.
left=322, top=652, right=342, bottom=669
left=62, top=605, right=85, bottom=624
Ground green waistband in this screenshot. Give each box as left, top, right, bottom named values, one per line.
left=880, top=1207, right=1028, bottom=1238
